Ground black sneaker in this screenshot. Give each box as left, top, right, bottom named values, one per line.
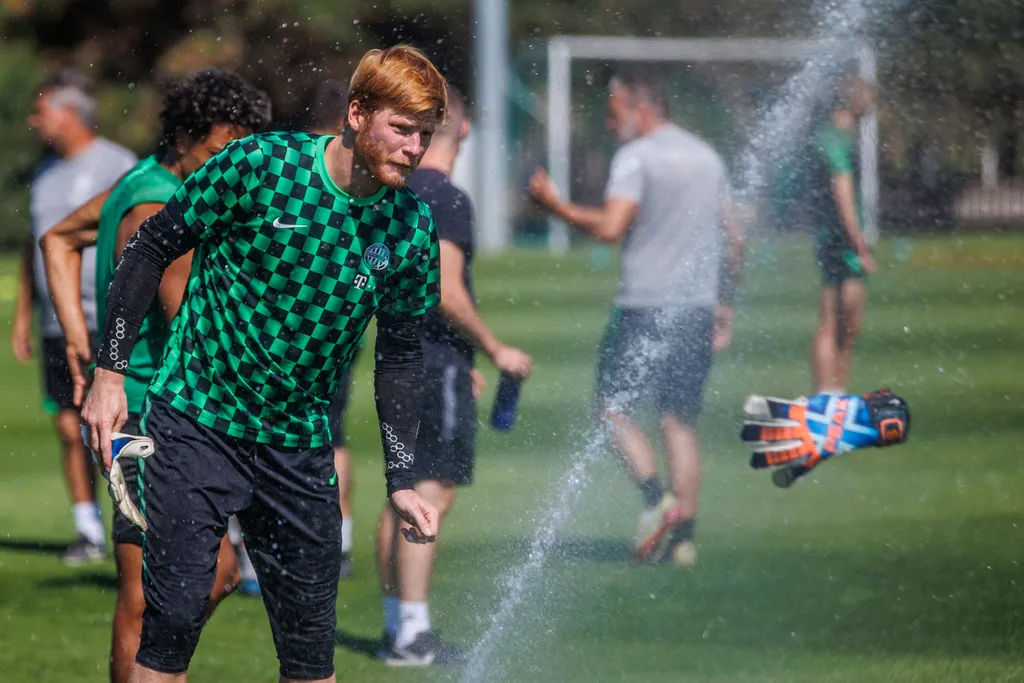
left=339, top=552, right=354, bottom=581
left=61, top=536, right=106, bottom=567
left=386, top=631, right=467, bottom=667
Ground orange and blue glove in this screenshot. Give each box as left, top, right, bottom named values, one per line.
left=740, top=388, right=910, bottom=488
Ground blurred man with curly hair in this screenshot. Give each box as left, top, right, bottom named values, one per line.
left=40, top=68, right=272, bottom=683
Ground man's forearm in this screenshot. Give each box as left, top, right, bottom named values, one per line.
left=96, top=210, right=196, bottom=373
left=374, top=314, right=424, bottom=496
left=44, top=190, right=108, bottom=248
left=41, top=233, right=90, bottom=347
left=549, top=199, right=609, bottom=241
left=439, top=285, right=501, bottom=358
left=14, top=243, right=34, bottom=322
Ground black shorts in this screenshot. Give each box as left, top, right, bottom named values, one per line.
left=111, top=413, right=145, bottom=547
left=816, top=240, right=865, bottom=286
left=414, top=352, right=476, bottom=486
left=328, top=360, right=356, bottom=448
left=596, top=306, right=713, bottom=425
left=41, top=333, right=99, bottom=415
left=136, top=398, right=341, bottom=680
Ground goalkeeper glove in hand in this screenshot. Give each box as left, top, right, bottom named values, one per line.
left=82, top=427, right=155, bottom=530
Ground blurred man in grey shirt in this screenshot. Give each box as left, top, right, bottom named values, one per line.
left=530, top=68, right=745, bottom=567
left=12, top=69, right=136, bottom=565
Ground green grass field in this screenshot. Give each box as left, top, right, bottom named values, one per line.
left=2, top=233, right=1023, bottom=683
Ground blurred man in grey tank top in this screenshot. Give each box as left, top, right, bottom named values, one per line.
left=12, top=69, right=137, bottom=565
left=530, top=68, right=745, bottom=567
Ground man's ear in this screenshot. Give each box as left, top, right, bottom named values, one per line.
left=347, top=99, right=369, bottom=133
left=459, top=118, right=471, bottom=141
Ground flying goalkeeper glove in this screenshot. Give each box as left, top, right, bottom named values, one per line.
left=740, top=389, right=910, bottom=488
left=82, top=427, right=155, bottom=530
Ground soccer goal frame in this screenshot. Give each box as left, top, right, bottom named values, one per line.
left=545, top=36, right=878, bottom=253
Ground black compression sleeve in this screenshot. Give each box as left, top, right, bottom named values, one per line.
left=373, top=313, right=424, bottom=496
left=95, top=209, right=198, bottom=374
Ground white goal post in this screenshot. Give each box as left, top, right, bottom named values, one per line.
left=545, top=36, right=879, bottom=253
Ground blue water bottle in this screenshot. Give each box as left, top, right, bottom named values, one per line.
left=490, top=373, right=522, bottom=431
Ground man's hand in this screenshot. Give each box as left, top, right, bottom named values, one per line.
left=859, top=247, right=877, bottom=274
left=528, top=167, right=561, bottom=211
left=80, top=368, right=129, bottom=472
left=491, top=344, right=532, bottom=381
left=65, top=336, right=94, bottom=407
left=11, top=316, right=32, bottom=363
left=470, top=368, right=486, bottom=400
left=390, top=489, right=439, bottom=544
left=854, top=235, right=877, bottom=274
left=712, top=306, right=733, bottom=353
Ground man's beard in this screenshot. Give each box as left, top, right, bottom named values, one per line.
left=616, top=113, right=638, bottom=143
left=355, top=130, right=414, bottom=189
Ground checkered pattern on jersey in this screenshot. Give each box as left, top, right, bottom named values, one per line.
left=150, top=132, right=440, bottom=448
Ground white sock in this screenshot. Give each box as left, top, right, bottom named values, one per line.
left=820, top=386, right=845, bottom=396
left=383, top=596, right=400, bottom=638
left=341, top=518, right=354, bottom=554
left=73, top=502, right=105, bottom=546
left=396, top=601, right=430, bottom=649
left=237, top=543, right=258, bottom=582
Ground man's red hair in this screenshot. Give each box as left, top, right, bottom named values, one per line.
left=349, top=45, right=447, bottom=122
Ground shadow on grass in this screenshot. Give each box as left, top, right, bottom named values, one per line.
left=39, top=571, right=116, bottom=590
left=335, top=628, right=383, bottom=659
left=0, top=538, right=69, bottom=555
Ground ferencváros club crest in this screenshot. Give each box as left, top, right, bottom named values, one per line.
left=362, top=243, right=390, bottom=271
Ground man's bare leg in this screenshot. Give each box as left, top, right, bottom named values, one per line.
left=375, top=480, right=456, bottom=659
left=605, top=411, right=664, bottom=506
left=376, top=503, right=400, bottom=644
left=660, top=415, right=701, bottom=520
left=334, top=446, right=352, bottom=519
left=812, top=286, right=844, bottom=394
left=112, top=545, right=146, bottom=683
left=334, top=446, right=355, bottom=578
left=835, top=278, right=867, bottom=391
left=128, top=667, right=184, bottom=683
left=651, top=414, right=701, bottom=566
left=56, top=408, right=105, bottom=560
left=57, top=409, right=94, bottom=505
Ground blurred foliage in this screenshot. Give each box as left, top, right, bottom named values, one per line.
left=0, top=0, right=1022, bottom=245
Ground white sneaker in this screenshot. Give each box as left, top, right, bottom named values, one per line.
left=634, top=494, right=682, bottom=563
left=669, top=540, right=697, bottom=568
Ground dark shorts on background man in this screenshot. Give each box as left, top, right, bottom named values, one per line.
left=596, top=306, right=714, bottom=425
left=816, top=240, right=865, bottom=286
left=42, top=332, right=99, bottom=415
left=413, top=345, right=476, bottom=486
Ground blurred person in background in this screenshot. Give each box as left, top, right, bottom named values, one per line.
left=40, top=68, right=272, bottom=683
left=529, top=68, right=745, bottom=568
left=808, top=75, right=877, bottom=395
left=13, top=68, right=137, bottom=566
left=375, top=84, right=532, bottom=666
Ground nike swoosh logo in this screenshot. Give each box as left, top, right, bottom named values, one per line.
left=272, top=217, right=308, bottom=229
left=328, top=472, right=338, bottom=486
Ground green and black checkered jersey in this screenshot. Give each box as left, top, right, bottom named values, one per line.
left=146, top=132, right=440, bottom=448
